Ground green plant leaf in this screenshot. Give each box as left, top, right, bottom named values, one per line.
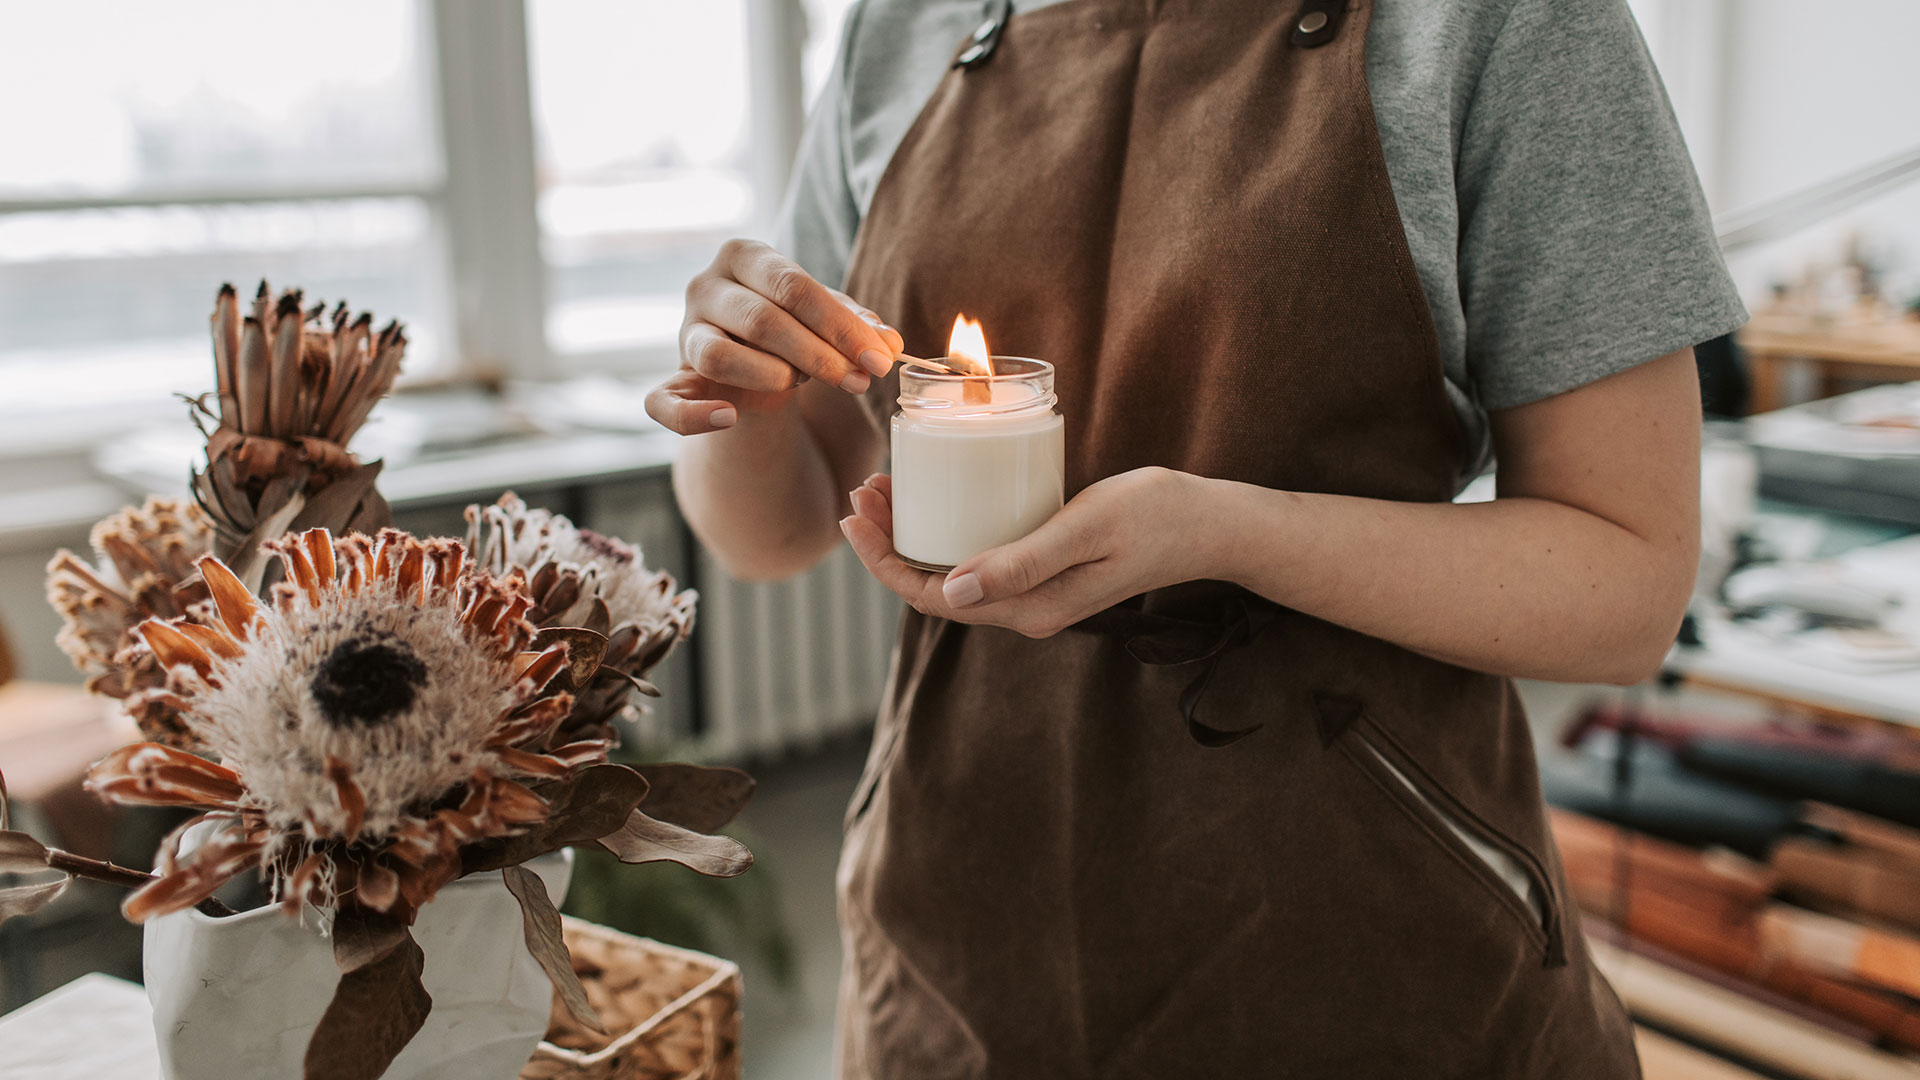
left=503, top=865, right=604, bottom=1034
left=598, top=810, right=752, bottom=877
left=305, top=907, right=432, bottom=1080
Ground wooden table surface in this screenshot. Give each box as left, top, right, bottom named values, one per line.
left=1738, top=310, right=1920, bottom=414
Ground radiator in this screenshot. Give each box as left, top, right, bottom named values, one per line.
left=689, top=544, right=901, bottom=761
left=575, top=475, right=900, bottom=763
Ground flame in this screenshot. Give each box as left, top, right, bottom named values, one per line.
left=946, top=314, right=993, bottom=377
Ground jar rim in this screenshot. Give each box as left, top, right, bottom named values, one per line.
left=897, top=355, right=1055, bottom=418
left=900, top=355, right=1051, bottom=381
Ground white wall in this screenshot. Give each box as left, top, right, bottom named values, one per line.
left=1635, top=0, right=1920, bottom=306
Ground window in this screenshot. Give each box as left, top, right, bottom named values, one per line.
left=0, top=1, right=443, bottom=442
left=527, top=1, right=755, bottom=368
left=0, top=0, right=853, bottom=445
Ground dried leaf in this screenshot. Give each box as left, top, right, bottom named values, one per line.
left=579, top=598, right=612, bottom=639
left=230, top=487, right=308, bottom=591
left=346, top=486, right=392, bottom=537
left=530, top=627, right=608, bottom=691
left=600, top=666, right=662, bottom=698
left=502, top=865, right=604, bottom=1034
left=305, top=908, right=432, bottom=1080
left=598, top=809, right=753, bottom=878
left=0, top=876, right=70, bottom=920
left=633, top=763, right=756, bottom=835
left=459, top=764, right=648, bottom=875
left=0, top=830, right=51, bottom=873
left=289, top=460, right=385, bottom=536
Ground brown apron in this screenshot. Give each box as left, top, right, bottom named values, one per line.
left=837, top=1, right=1640, bottom=1075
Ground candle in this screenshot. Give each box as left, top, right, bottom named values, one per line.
left=889, top=316, right=1065, bottom=571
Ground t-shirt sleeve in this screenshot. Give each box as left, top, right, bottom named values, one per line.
left=1454, top=0, right=1748, bottom=410
left=772, top=4, right=867, bottom=288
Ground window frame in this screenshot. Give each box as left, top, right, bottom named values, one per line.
left=0, top=0, right=813, bottom=411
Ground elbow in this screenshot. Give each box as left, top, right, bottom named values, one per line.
left=1593, top=555, right=1697, bottom=687
left=699, top=524, right=842, bottom=583
left=1594, top=638, right=1674, bottom=688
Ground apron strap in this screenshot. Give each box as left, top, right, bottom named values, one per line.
left=1073, top=590, right=1282, bottom=747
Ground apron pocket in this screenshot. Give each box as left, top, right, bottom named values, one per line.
left=842, top=898, right=991, bottom=1079
left=1338, top=722, right=1561, bottom=960
left=844, top=715, right=906, bottom=832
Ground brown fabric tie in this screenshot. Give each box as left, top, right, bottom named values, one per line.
left=1073, top=590, right=1282, bottom=747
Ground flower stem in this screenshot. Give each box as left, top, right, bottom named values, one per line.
left=43, top=848, right=236, bottom=918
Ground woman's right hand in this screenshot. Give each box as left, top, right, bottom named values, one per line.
left=645, top=239, right=903, bottom=435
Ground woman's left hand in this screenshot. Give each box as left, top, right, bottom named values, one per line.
left=840, top=467, right=1221, bottom=638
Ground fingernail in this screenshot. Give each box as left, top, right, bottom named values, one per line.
left=838, top=517, right=855, bottom=538
left=857, top=349, right=892, bottom=377
left=943, top=572, right=983, bottom=608
left=709, top=406, right=737, bottom=428
left=839, top=370, right=871, bottom=394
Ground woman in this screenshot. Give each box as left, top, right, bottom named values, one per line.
left=647, top=0, right=1745, bottom=1074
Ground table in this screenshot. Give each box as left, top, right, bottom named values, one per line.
left=1738, top=309, right=1920, bottom=414
left=1665, top=532, right=1920, bottom=731
left=0, top=973, right=160, bottom=1079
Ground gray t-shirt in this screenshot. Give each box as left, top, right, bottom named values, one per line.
left=777, top=0, right=1748, bottom=482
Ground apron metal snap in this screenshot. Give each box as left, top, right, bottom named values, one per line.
left=1291, top=1, right=1346, bottom=47
left=955, top=0, right=1014, bottom=70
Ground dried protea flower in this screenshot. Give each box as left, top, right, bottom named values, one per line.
left=88, top=527, right=595, bottom=923
left=45, top=498, right=214, bottom=746
left=191, top=280, right=403, bottom=587
left=466, top=493, right=697, bottom=747
left=69, top=537, right=749, bottom=1078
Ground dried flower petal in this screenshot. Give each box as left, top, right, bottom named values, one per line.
left=45, top=498, right=214, bottom=747
left=86, top=744, right=244, bottom=810
left=465, top=493, right=696, bottom=745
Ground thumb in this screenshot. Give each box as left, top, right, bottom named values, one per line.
left=943, top=517, right=1087, bottom=607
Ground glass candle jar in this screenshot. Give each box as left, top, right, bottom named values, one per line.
left=890, top=357, right=1065, bottom=571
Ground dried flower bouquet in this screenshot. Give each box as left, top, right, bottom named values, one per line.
left=15, top=527, right=753, bottom=1080
left=19, top=279, right=757, bottom=1080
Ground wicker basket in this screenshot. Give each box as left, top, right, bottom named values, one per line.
left=519, top=917, right=742, bottom=1080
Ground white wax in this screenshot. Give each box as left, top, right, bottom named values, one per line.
left=891, top=384, right=1064, bottom=570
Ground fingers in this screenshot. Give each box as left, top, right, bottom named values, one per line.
left=719, top=240, right=896, bottom=383
left=848, top=474, right=893, bottom=534
left=680, top=320, right=800, bottom=394
left=840, top=507, right=946, bottom=615
left=693, top=277, right=873, bottom=393
left=944, top=513, right=1095, bottom=608
left=841, top=475, right=1095, bottom=637
left=644, top=369, right=739, bottom=436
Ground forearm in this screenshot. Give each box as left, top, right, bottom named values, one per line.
left=1199, top=480, right=1696, bottom=684
left=673, top=400, right=866, bottom=581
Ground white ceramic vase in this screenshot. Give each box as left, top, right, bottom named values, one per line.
left=143, top=847, right=573, bottom=1080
